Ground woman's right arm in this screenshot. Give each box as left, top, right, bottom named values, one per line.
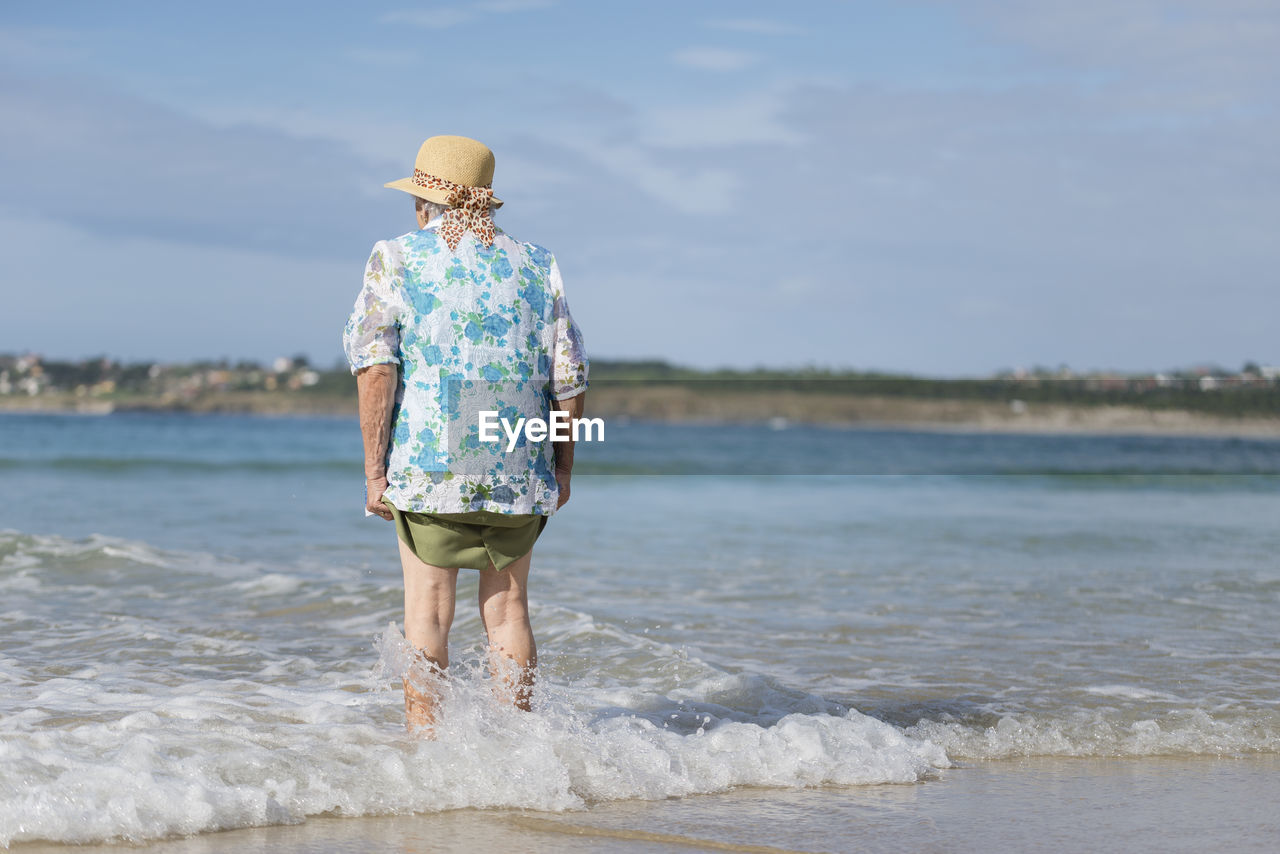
left=550, top=391, right=585, bottom=508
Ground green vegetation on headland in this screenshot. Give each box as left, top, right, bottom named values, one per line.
left=2, top=354, right=1278, bottom=436
left=587, top=359, right=1280, bottom=418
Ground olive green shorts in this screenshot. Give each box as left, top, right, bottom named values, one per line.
left=382, top=499, right=548, bottom=571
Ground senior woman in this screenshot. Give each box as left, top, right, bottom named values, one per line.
left=342, top=135, right=588, bottom=734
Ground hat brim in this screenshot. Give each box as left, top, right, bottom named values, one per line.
left=384, top=178, right=504, bottom=208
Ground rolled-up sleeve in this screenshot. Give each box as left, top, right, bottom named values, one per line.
left=548, top=256, right=589, bottom=400
left=343, top=241, right=402, bottom=375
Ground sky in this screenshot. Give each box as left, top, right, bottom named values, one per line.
left=1, top=0, right=1277, bottom=377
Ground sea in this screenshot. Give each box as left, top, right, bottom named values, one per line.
left=1, top=412, right=1278, bottom=852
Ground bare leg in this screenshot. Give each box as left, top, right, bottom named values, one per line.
left=398, top=539, right=458, bottom=734
left=477, top=551, right=537, bottom=710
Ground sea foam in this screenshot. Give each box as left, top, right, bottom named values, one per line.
left=0, top=623, right=948, bottom=847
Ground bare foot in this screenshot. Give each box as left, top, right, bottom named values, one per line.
left=403, top=652, right=446, bottom=737
left=487, top=646, right=536, bottom=711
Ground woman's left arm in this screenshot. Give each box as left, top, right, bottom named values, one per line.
left=344, top=240, right=404, bottom=519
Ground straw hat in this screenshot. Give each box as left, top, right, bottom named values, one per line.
left=384, top=135, right=504, bottom=208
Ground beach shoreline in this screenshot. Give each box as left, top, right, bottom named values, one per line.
left=9, top=755, right=1278, bottom=853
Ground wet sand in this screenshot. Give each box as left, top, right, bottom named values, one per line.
left=14, top=755, right=1278, bottom=853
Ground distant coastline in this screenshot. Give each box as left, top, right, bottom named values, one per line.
left=4, top=385, right=1279, bottom=439
left=4, top=354, right=1278, bottom=438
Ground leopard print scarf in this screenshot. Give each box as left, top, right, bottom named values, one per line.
left=411, top=169, right=496, bottom=251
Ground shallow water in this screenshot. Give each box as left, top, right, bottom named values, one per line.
left=1, top=413, right=1277, bottom=847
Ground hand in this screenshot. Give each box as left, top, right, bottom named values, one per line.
left=366, top=476, right=393, bottom=520
left=555, top=467, right=571, bottom=509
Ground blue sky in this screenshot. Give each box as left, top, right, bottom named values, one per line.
left=1, top=0, right=1276, bottom=376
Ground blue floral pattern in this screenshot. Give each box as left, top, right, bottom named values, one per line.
left=343, top=220, right=588, bottom=515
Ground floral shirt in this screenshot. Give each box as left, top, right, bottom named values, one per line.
left=342, top=218, right=589, bottom=516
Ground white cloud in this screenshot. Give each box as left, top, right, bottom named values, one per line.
left=643, top=89, right=804, bottom=148
left=343, top=46, right=419, bottom=67
left=961, top=0, right=1280, bottom=105
left=0, top=71, right=399, bottom=258
left=777, top=276, right=820, bottom=297
left=705, top=18, right=803, bottom=36
left=379, top=1, right=554, bottom=29
left=0, top=25, right=90, bottom=64
left=477, top=0, right=555, bottom=11
left=557, top=140, right=739, bottom=215
left=5, top=0, right=1277, bottom=372
left=378, top=8, right=473, bottom=29
left=0, top=211, right=355, bottom=364
left=671, top=47, right=759, bottom=72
